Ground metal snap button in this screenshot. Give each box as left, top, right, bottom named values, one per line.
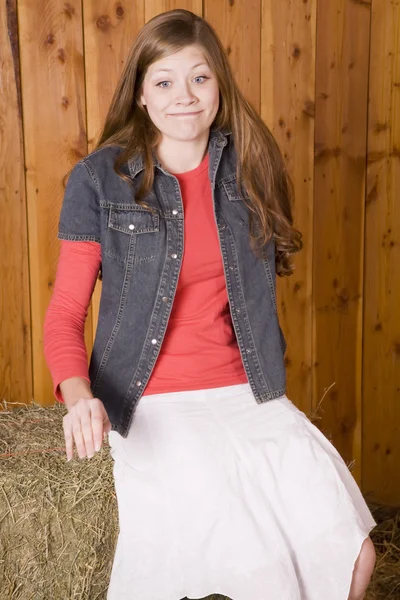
left=128, top=224, right=135, bottom=230
left=136, top=381, right=142, bottom=386
left=172, top=209, right=178, bottom=215
left=171, top=253, right=178, bottom=259
left=151, top=339, right=157, bottom=345
left=162, top=296, right=169, bottom=302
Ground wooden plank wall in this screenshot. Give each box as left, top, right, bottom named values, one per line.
left=0, top=0, right=32, bottom=407
left=363, top=0, right=400, bottom=506
left=16, top=0, right=94, bottom=409
left=313, top=0, right=372, bottom=484
left=1, top=0, right=399, bottom=505
left=261, top=0, right=316, bottom=437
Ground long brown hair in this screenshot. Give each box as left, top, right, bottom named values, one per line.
left=69, top=9, right=303, bottom=276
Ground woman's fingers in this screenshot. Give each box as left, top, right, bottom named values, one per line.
left=63, top=397, right=111, bottom=461
left=63, top=414, right=74, bottom=461
left=90, top=401, right=107, bottom=452
left=73, top=411, right=93, bottom=458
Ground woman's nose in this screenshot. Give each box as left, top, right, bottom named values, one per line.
left=174, top=83, right=196, bottom=104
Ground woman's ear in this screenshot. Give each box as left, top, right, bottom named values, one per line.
left=140, top=94, right=146, bottom=106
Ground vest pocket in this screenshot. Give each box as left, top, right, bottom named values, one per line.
left=105, top=207, right=160, bottom=262
left=108, top=206, right=159, bottom=235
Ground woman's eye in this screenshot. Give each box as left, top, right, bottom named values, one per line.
left=194, top=76, right=208, bottom=83
left=156, top=76, right=209, bottom=88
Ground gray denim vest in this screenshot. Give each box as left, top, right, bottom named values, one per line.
left=58, top=127, right=287, bottom=437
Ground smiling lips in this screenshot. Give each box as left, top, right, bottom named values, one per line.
left=169, top=111, right=203, bottom=116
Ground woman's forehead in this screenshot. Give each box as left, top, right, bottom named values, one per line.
left=146, top=46, right=209, bottom=75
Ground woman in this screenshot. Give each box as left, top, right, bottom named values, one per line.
left=44, top=9, right=377, bottom=600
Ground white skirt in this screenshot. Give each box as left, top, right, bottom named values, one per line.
left=106, top=382, right=377, bottom=600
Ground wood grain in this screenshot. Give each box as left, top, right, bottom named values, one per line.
left=313, top=0, right=371, bottom=482
left=261, top=0, right=317, bottom=417
left=145, top=0, right=202, bottom=22
left=18, top=0, right=92, bottom=405
left=362, top=0, right=400, bottom=506
left=0, top=0, right=32, bottom=407
left=204, top=0, right=261, bottom=111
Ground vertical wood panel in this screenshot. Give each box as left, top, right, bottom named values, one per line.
left=18, top=0, right=92, bottom=405
left=261, top=1, right=317, bottom=416
left=83, top=0, right=145, bottom=334
left=145, top=1, right=203, bottom=22
left=0, top=0, right=32, bottom=407
left=313, top=0, right=371, bottom=482
left=84, top=0, right=146, bottom=151
left=204, top=0, right=261, bottom=112
left=363, top=0, right=400, bottom=505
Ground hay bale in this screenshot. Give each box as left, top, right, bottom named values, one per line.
left=364, top=503, right=400, bottom=600
left=0, top=400, right=398, bottom=599
left=0, top=401, right=117, bottom=599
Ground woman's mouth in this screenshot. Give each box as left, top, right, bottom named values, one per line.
left=169, top=111, right=203, bottom=117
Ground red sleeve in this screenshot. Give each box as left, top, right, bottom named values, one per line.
left=43, top=240, right=102, bottom=403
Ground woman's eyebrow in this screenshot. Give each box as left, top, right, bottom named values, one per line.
left=153, top=62, right=209, bottom=74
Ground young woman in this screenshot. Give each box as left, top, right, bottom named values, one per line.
left=44, top=9, right=377, bottom=600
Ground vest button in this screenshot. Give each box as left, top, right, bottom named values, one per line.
left=128, top=224, right=135, bottom=230
left=162, top=296, right=168, bottom=302
left=136, top=381, right=142, bottom=386
left=171, top=253, right=177, bottom=259
left=172, top=209, right=178, bottom=215
left=151, top=339, right=157, bottom=344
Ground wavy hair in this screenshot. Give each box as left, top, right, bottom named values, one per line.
left=65, top=9, right=303, bottom=276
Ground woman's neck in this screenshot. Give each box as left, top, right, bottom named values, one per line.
left=155, top=131, right=210, bottom=174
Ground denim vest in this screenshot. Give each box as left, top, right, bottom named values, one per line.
left=58, top=127, right=287, bottom=437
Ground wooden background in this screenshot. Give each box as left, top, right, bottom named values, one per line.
left=1, top=0, right=399, bottom=505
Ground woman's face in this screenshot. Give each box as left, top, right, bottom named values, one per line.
left=140, top=44, right=220, bottom=143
